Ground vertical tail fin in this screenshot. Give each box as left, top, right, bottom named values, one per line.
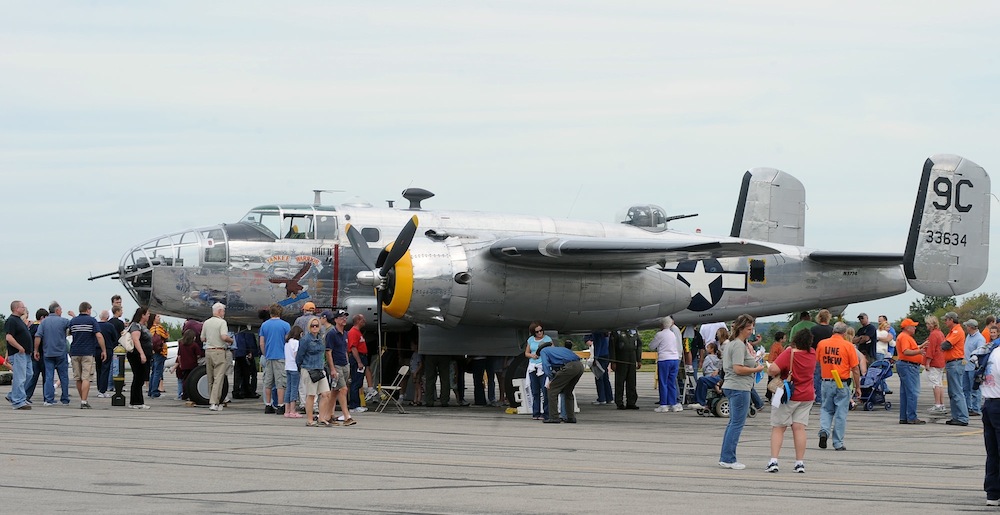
left=730, top=168, right=806, bottom=246
left=904, top=154, right=990, bottom=296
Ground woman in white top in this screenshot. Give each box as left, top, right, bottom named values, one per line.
left=283, top=325, right=303, bottom=419
left=649, top=316, right=682, bottom=412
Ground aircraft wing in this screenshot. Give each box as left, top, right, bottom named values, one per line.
left=807, top=251, right=904, bottom=267
left=489, top=236, right=779, bottom=269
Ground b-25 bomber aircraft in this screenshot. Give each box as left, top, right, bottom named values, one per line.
left=102, top=154, right=989, bottom=358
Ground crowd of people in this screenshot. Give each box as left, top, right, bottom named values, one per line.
left=4, top=298, right=1000, bottom=504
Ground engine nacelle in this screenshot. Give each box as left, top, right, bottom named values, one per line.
left=381, top=238, right=693, bottom=331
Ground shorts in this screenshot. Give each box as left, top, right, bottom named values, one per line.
left=301, top=369, right=331, bottom=397
left=770, top=399, right=812, bottom=427
left=330, top=364, right=349, bottom=390
left=927, top=367, right=944, bottom=388
left=263, top=359, right=287, bottom=389
left=71, top=355, right=96, bottom=382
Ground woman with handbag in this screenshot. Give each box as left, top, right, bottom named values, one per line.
left=719, top=314, right=766, bottom=470
left=765, top=328, right=816, bottom=473
left=147, top=313, right=169, bottom=398
left=295, top=316, right=332, bottom=427
left=127, top=308, right=152, bottom=409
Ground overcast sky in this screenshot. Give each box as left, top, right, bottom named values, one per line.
left=2, top=2, right=998, bottom=327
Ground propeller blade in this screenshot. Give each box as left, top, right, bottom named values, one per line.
left=344, top=223, right=376, bottom=271
left=379, top=215, right=418, bottom=278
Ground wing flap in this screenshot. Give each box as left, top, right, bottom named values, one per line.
left=490, top=236, right=778, bottom=269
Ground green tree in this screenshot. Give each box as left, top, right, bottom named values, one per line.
left=953, top=293, right=1000, bottom=325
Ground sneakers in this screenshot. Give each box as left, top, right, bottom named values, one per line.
left=654, top=405, right=670, bottom=413
left=987, top=499, right=1000, bottom=506
left=209, top=404, right=223, bottom=412
left=591, top=400, right=609, bottom=405
left=945, top=419, right=969, bottom=426
left=765, top=461, right=779, bottom=473
left=364, top=388, right=379, bottom=401
left=818, top=432, right=828, bottom=449
left=130, top=404, right=150, bottom=410
left=718, top=461, right=746, bottom=470
left=80, top=402, right=91, bottom=409
left=671, top=404, right=684, bottom=412
left=43, top=402, right=56, bottom=407
left=343, top=417, right=357, bottom=426
left=686, top=403, right=705, bottom=410
left=276, top=404, right=286, bottom=415
left=350, top=406, right=368, bottom=413
left=264, top=404, right=275, bottom=414
left=96, top=392, right=110, bottom=398
left=794, top=462, right=805, bottom=473
left=928, top=405, right=947, bottom=414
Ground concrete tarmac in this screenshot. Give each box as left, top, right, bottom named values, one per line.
left=0, top=371, right=991, bottom=514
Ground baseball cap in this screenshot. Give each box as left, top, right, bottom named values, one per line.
left=900, top=318, right=918, bottom=328
left=321, top=310, right=335, bottom=322
left=964, top=319, right=979, bottom=328
left=943, top=311, right=959, bottom=321
left=857, top=312, right=868, bottom=320
left=303, top=301, right=316, bottom=311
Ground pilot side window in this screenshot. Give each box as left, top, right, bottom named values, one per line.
left=361, top=227, right=379, bottom=242
left=316, top=214, right=338, bottom=240
left=282, top=214, right=315, bottom=239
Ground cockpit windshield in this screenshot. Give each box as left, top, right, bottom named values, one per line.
left=240, top=210, right=281, bottom=239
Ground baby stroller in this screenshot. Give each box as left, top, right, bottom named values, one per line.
left=857, top=358, right=893, bottom=411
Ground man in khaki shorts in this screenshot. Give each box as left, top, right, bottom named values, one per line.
left=68, top=302, right=107, bottom=409
left=324, top=310, right=355, bottom=426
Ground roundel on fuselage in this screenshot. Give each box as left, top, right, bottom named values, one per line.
left=663, top=259, right=748, bottom=312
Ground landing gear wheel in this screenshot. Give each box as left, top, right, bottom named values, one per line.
left=183, top=364, right=229, bottom=406
left=714, top=398, right=730, bottom=418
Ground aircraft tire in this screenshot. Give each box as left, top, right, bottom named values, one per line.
left=184, top=364, right=229, bottom=406
left=502, top=354, right=529, bottom=409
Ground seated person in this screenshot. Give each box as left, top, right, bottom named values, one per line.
left=690, top=342, right=722, bottom=408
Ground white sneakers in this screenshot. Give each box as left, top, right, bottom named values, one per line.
left=672, top=404, right=684, bottom=412
left=719, top=461, right=746, bottom=470
left=928, top=405, right=947, bottom=414
left=129, top=404, right=151, bottom=410
left=654, top=405, right=670, bottom=412
left=350, top=406, right=368, bottom=413
left=364, top=388, right=379, bottom=401
left=686, top=403, right=704, bottom=410
left=209, top=404, right=223, bottom=412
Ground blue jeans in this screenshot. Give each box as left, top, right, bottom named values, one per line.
left=897, top=360, right=921, bottom=421
left=26, top=355, right=44, bottom=402
left=284, top=370, right=300, bottom=404
left=43, top=354, right=70, bottom=404
left=529, top=370, right=548, bottom=418
left=819, top=380, right=851, bottom=448
left=946, top=360, right=969, bottom=423
left=695, top=375, right=721, bottom=406
left=719, top=389, right=750, bottom=463
left=966, top=370, right=983, bottom=414
left=7, top=353, right=29, bottom=408
left=813, top=361, right=822, bottom=402
left=751, top=387, right=764, bottom=410
left=148, top=354, right=165, bottom=397
left=595, top=357, right=612, bottom=402
left=657, top=360, right=680, bottom=405
left=983, top=398, right=1000, bottom=502
left=691, top=356, right=700, bottom=382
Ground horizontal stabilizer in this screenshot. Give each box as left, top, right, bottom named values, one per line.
left=490, top=236, right=778, bottom=269
left=904, top=154, right=990, bottom=296
left=808, top=251, right=904, bottom=267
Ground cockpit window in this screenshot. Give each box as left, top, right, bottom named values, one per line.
left=241, top=210, right=280, bottom=239
left=282, top=214, right=315, bottom=239
left=316, top=213, right=338, bottom=240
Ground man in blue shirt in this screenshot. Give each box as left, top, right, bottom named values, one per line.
left=259, top=304, right=290, bottom=414
left=965, top=319, right=987, bottom=417
left=540, top=344, right=585, bottom=423
left=69, top=302, right=106, bottom=409
left=586, top=331, right=612, bottom=405
left=33, top=301, right=73, bottom=405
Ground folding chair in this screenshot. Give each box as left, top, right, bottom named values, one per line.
left=375, top=365, right=409, bottom=414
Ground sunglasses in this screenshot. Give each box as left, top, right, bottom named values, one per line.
left=535, top=329, right=544, bottom=334
left=309, top=324, right=320, bottom=328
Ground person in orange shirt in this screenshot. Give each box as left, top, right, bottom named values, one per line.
left=765, top=331, right=786, bottom=402
left=982, top=316, right=996, bottom=343
left=815, top=322, right=861, bottom=451
left=942, top=312, right=970, bottom=426
left=895, top=318, right=926, bottom=424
